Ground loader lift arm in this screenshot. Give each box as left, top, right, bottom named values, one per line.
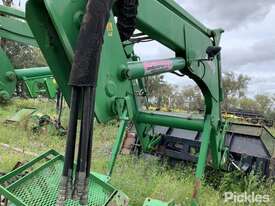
left=0, top=5, right=57, bottom=101
left=25, top=0, right=225, bottom=205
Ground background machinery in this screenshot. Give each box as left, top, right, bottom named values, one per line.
left=0, top=5, right=57, bottom=103
left=0, top=0, right=274, bottom=206
left=223, top=108, right=274, bottom=127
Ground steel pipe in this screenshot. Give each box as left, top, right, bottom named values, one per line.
left=124, top=57, right=185, bottom=79
left=136, top=112, right=204, bottom=131
left=14, top=67, right=52, bottom=80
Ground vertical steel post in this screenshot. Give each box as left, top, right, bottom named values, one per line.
left=192, top=115, right=212, bottom=206
left=108, top=110, right=128, bottom=176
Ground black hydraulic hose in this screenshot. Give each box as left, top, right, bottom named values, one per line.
left=56, top=89, right=61, bottom=113
left=78, top=87, right=93, bottom=172
left=62, top=86, right=80, bottom=177
left=58, top=0, right=113, bottom=204
left=76, top=128, right=82, bottom=173
left=58, top=94, right=63, bottom=127
left=69, top=0, right=113, bottom=174
left=69, top=0, right=113, bottom=87
left=85, top=88, right=96, bottom=177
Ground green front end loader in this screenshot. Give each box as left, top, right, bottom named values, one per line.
left=0, top=0, right=274, bottom=206
left=0, top=5, right=57, bottom=102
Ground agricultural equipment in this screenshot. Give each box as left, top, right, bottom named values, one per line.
left=0, top=5, right=57, bottom=102
left=223, top=108, right=273, bottom=127
left=4, top=107, right=67, bottom=136
left=0, top=0, right=274, bottom=206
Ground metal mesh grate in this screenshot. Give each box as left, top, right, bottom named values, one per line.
left=7, top=159, right=114, bottom=206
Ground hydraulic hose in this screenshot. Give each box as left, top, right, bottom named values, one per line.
left=57, top=0, right=113, bottom=205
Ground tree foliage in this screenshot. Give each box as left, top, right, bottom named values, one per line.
left=4, top=41, right=47, bottom=69
left=0, top=1, right=47, bottom=69
left=144, top=75, right=203, bottom=111
left=144, top=71, right=274, bottom=120
left=222, top=72, right=250, bottom=110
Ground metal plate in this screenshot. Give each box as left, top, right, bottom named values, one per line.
left=26, top=0, right=132, bottom=123
left=5, top=108, right=37, bottom=123
left=0, top=49, right=16, bottom=101
left=6, top=158, right=115, bottom=206
left=227, top=134, right=270, bottom=159
left=228, top=123, right=262, bottom=137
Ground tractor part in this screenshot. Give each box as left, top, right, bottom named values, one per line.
left=0, top=5, right=37, bottom=47
left=0, top=5, right=57, bottom=102
left=5, top=108, right=37, bottom=123
left=0, top=161, right=28, bottom=206
left=55, top=0, right=113, bottom=205
left=30, top=113, right=67, bottom=136
left=5, top=108, right=66, bottom=136
left=222, top=108, right=274, bottom=127
left=24, top=0, right=274, bottom=205
left=0, top=62, right=57, bottom=101
left=144, top=121, right=275, bottom=177
left=0, top=150, right=129, bottom=206
left=26, top=0, right=224, bottom=204
left=270, top=155, right=275, bottom=178
left=55, top=89, right=64, bottom=129
left=143, top=198, right=175, bottom=206
left=0, top=48, right=16, bottom=102
left=14, top=67, right=57, bottom=99
left=115, top=0, right=139, bottom=42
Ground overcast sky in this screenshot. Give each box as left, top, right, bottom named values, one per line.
left=135, top=0, right=275, bottom=97
left=7, top=0, right=275, bottom=97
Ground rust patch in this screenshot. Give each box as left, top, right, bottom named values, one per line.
left=192, top=179, right=201, bottom=199
left=121, top=131, right=136, bottom=155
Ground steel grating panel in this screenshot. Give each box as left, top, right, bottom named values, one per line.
left=229, top=123, right=262, bottom=137
left=7, top=159, right=114, bottom=206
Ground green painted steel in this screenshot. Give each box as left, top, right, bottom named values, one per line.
left=25, top=0, right=226, bottom=205
left=143, top=198, right=175, bottom=206
left=5, top=108, right=37, bottom=123
left=125, top=58, right=185, bottom=79
left=0, top=150, right=128, bottom=206
left=0, top=5, right=37, bottom=47
left=0, top=5, right=25, bottom=19
left=0, top=5, right=57, bottom=101
left=136, top=111, right=204, bottom=131
left=108, top=111, right=128, bottom=176
left=23, top=76, right=57, bottom=98
left=26, top=0, right=134, bottom=123
left=0, top=48, right=16, bottom=102
left=14, top=67, right=57, bottom=98
left=14, top=67, right=52, bottom=80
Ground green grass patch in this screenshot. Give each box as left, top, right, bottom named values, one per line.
left=0, top=99, right=274, bottom=205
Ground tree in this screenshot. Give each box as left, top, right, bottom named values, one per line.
left=4, top=41, right=47, bottom=68
left=2, top=0, right=13, bottom=6
left=255, top=95, right=273, bottom=114
left=239, top=97, right=259, bottom=111
left=222, top=72, right=250, bottom=110
left=176, top=86, right=203, bottom=111
left=144, top=75, right=173, bottom=109
left=0, top=1, right=47, bottom=68
left=1, top=0, right=13, bottom=48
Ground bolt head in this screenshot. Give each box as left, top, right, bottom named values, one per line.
left=0, top=90, right=10, bottom=102
left=5, top=71, right=16, bottom=81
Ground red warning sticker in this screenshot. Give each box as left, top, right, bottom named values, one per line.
left=143, top=60, right=173, bottom=75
